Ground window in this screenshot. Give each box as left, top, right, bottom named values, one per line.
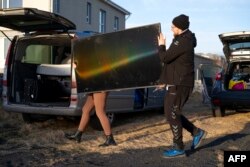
left=1, top=0, right=22, bottom=8
left=229, top=42, right=250, bottom=51
left=9, top=0, right=21, bottom=8
left=53, top=0, right=60, bottom=13
left=23, top=45, right=52, bottom=64
left=86, top=2, right=91, bottom=24
left=2, top=0, right=8, bottom=8
left=99, top=10, right=106, bottom=33
left=114, top=16, right=119, bottom=31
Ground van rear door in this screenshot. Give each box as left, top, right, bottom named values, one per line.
left=199, top=64, right=222, bottom=103
left=219, top=31, right=250, bottom=63
left=0, top=8, right=75, bottom=33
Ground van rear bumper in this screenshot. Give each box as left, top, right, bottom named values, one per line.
left=211, top=91, right=250, bottom=109
left=2, top=103, right=82, bottom=116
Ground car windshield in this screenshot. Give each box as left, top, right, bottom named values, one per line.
left=229, top=41, right=250, bottom=51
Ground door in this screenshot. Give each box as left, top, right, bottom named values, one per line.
left=219, top=31, right=250, bottom=62
left=0, top=8, right=75, bottom=32
left=73, top=23, right=162, bottom=93
left=199, top=64, right=222, bottom=103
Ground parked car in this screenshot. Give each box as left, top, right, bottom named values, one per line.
left=200, top=31, right=250, bottom=117
left=0, top=8, right=164, bottom=128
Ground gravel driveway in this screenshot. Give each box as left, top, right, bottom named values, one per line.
left=0, top=92, right=249, bottom=167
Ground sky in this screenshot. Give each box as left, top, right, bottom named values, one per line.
left=114, top=0, right=250, bottom=55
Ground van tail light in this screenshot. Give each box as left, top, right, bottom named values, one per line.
left=71, top=80, right=77, bottom=89
left=3, top=42, right=12, bottom=87
left=215, top=72, right=222, bottom=81
left=69, top=69, right=78, bottom=107
left=212, top=99, right=221, bottom=106
left=70, top=91, right=78, bottom=107
left=5, top=42, right=12, bottom=66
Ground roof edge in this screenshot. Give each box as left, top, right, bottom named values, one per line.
left=103, top=0, right=131, bottom=15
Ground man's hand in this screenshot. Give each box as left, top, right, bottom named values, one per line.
left=158, top=33, right=166, bottom=46
left=153, top=84, right=166, bottom=92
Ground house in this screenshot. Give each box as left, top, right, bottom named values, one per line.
left=0, top=0, right=130, bottom=73
left=194, top=53, right=225, bottom=93
left=53, top=0, right=130, bottom=33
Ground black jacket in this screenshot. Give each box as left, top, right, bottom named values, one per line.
left=158, top=30, right=197, bottom=87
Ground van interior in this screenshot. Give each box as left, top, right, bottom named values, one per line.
left=10, top=35, right=72, bottom=106
left=225, top=62, right=250, bottom=90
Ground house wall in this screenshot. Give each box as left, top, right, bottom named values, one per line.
left=22, top=0, right=51, bottom=11
left=57, top=0, right=126, bottom=32
left=194, top=54, right=217, bottom=81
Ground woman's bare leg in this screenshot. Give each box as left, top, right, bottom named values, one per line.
left=93, top=92, right=111, bottom=135
left=78, top=95, right=94, bottom=131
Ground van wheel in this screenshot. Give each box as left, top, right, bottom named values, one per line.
left=90, top=113, right=115, bottom=131
left=22, top=113, right=54, bottom=123
left=212, top=107, right=225, bottom=117
left=22, top=113, right=34, bottom=123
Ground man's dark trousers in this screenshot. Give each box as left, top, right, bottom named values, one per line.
left=164, top=85, right=198, bottom=149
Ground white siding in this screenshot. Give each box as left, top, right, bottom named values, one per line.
left=22, top=0, right=51, bottom=11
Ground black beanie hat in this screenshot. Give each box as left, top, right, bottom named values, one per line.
left=172, top=14, right=190, bottom=30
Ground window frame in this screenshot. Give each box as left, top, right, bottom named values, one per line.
left=114, top=16, right=119, bottom=31
left=86, top=2, right=92, bottom=24
left=53, top=0, right=60, bottom=13
left=99, top=9, right=106, bottom=33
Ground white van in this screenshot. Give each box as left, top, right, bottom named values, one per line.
left=0, top=8, right=164, bottom=127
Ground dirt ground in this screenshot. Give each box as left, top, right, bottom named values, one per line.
left=0, top=92, right=249, bottom=167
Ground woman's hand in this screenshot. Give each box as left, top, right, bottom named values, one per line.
left=73, top=62, right=77, bottom=69
left=153, top=84, right=166, bottom=92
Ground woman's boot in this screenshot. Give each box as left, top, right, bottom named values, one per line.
left=65, top=130, right=83, bottom=143
left=99, top=134, right=117, bottom=147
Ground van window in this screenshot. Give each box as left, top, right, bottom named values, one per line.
left=22, top=45, right=52, bottom=64
left=17, top=35, right=71, bottom=65
left=229, top=42, right=250, bottom=51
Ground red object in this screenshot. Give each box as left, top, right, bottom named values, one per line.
left=212, top=99, right=221, bottom=106
left=215, top=72, right=222, bottom=80
left=232, top=82, right=245, bottom=90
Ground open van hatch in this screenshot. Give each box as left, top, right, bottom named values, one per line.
left=0, top=8, right=75, bottom=33
left=0, top=8, right=75, bottom=107
left=219, top=31, right=250, bottom=63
